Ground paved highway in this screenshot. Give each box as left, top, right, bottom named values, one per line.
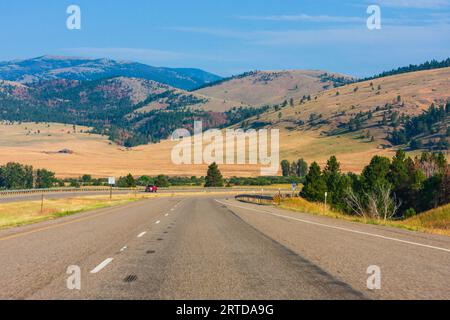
left=0, top=196, right=448, bottom=299
left=0, top=188, right=276, bottom=204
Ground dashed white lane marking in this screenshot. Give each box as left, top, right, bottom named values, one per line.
left=156, top=220, right=161, bottom=224
left=90, top=258, right=113, bottom=274
left=165, top=214, right=169, bottom=217
left=120, top=246, right=127, bottom=252
left=137, top=232, right=147, bottom=238
left=215, top=200, right=450, bottom=254
left=171, top=208, right=175, bottom=211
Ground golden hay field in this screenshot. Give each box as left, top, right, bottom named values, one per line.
left=0, top=121, right=392, bottom=178
left=0, top=122, right=264, bottom=178
left=278, top=129, right=396, bottom=172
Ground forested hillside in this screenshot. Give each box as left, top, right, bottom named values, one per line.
left=0, top=77, right=265, bottom=146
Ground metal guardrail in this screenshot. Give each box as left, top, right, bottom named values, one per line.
left=0, top=187, right=142, bottom=197
left=235, top=194, right=275, bottom=205
left=156, top=187, right=291, bottom=193
left=0, top=186, right=292, bottom=197
left=235, top=192, right=296, bottom=205
left=236, top=194, right=274, bottom=201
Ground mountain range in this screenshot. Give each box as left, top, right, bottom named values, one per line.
left=0, top=56, right=221, bottom=91
left=0, top=55, right=448, bottom=155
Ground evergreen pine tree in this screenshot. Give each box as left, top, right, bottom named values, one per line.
left=296, top=159, right=308, bottom=178
left=301, top=162, right=327, bottom=202
left=205, top=162, right=224, bottom=187
left=280, top=160, right=290, bottom=177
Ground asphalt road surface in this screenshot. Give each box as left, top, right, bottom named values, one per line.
left=0, top=196, right=449, bottom=300
left=0, top=188, right=273, bottom=204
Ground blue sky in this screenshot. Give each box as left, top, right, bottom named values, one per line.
left=0, top=0, right=449, bottom=77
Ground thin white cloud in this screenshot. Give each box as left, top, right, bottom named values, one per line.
left=60, top=46, right=246, bottom=66
left=60, top=47, right=184, bottom=63
left=250, top=25, right=450, bottom=46
left=163, top=27, right=252, bottom=39
left=372, top=0, right=450, bottom=8
left=236, top=14, right=365, bottom=23
left=166, top=24, right=450, bottom=49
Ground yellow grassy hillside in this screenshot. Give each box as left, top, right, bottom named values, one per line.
left=195, top=70, right=352, bottom=106
left=250, top=67, right=450, bottom=170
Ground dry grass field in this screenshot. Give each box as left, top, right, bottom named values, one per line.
left=0, top=122, right=264, bottom=178
left=277, top=129, right=396, bottom=172
left=0, top=194, right=141, bottom=229
left=0, top=122, right=390, bottom=177
left=0, top=121, right=388, bottom=177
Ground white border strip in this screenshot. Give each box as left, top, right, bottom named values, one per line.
left=90, top=258, right=113, bottom=274
left=216, top=200, right=450, bottom=253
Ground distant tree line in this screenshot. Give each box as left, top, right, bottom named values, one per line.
left=361, top=58, right=450, bottom=82
left=0, top=162, right=300, bottom=190
left=280, top=159, right=309, bottom=179
left=298, top=151, right=449, bottom=219
left=0, top=162, right=56, bottom=190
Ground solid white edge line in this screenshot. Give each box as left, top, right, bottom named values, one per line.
left=90, top=258, right=113, bottom=274
left=137, top=231, right=146, bottom=238
left=215, top=200, right=450, bottom=253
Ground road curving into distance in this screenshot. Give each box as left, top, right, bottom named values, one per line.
left=0, top=195, right=448, bottom=299
left=0, top=187, right=285, bottom=204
